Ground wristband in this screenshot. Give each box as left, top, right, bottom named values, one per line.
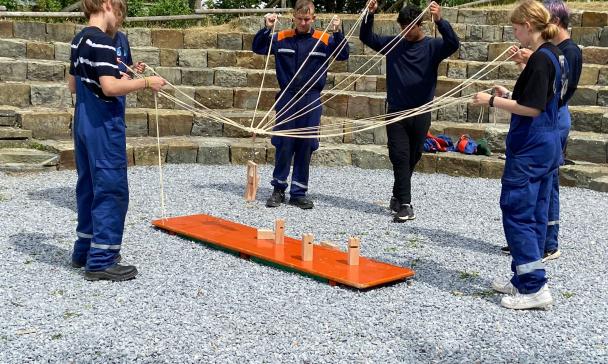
left=489, top=95, right=495, bottom=107
left=144, top=77, right=149, bottom=89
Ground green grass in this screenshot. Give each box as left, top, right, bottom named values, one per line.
left=63, top=311, right=81, bottom=319
left=459, top=271, right=480, bottom=280
left=562, top=291, right=575, bottom=299
left=473, top=289, right=498, bottom=298
left=51, top=333, right=62, bottom=340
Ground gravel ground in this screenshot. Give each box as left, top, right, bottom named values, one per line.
left=1, top=164, right=607, bottom=363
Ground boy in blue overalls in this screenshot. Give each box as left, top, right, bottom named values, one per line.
left=68, top=0, right=165, bottom=281
left=252, top=0, right=349, bottom=209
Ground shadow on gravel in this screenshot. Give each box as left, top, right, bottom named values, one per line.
left=10, top=232, right=73, bottom=271
left=406, top=226, right=499, bottom=256
left=28, top=187, right=76, bottom=212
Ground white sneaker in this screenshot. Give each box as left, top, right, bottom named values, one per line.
left=491, top=277, right=517, bottom=295
left=501, top=284, right=554, bottom=310
left=542, top=249, right=561, bottom=263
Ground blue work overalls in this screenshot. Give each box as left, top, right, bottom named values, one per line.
left=71, top=78, right=129, bottom=271
left=501, top=48, right=565, bottom=294
left=252, top=27, right=349, bottom=197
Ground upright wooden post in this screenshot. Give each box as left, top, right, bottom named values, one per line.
left=274, top=219, right=285, bottom=245
left=244, top=161, right=259, bottom=201
left=347, top=237, right=360, bottom=266
left=302, top=233, right=314, bottom=261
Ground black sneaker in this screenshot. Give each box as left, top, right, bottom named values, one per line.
left=501, top=246, right=510, bottom=255
left=389, top=196, right=399, bottom=214
left=84, top=264, right=138, bottom=281
left=289, top=196, right=314, bottom=209
left=71, top=254, right=122, bottom=269
left=265, top=188, right=285, bottom=208
left=393, top=204, right=415, bottom=222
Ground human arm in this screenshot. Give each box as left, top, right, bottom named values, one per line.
left=68, top=74, right=76, bottom=93
left=472, top=89, right=541, bottom=117
left=252, top=13, right=277, bottom=55
left=99, top=75, right=165, bottom=97
left=329, top=17, right=349, bottom=61
left=359, top=0, right=394, bottom=54
left=432, top=2, right=460, bottom=60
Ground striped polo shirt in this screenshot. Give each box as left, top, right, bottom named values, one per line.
left=69, top=27, right=121, bottom=102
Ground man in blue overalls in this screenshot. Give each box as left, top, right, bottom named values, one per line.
left=252, top=0, right=349, bottom=209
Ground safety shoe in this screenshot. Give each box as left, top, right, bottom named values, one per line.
left=389, top=196, right=400, bottom=214
left=289, top=196, right=314, bottom=209
left=501, top=284, right=553, bottom=310
left=491, top=277, right=517, bottom=295
left=265, top=188, right=285, bottom=208
left=84, top=264, right=138, bottom=282
left=542, top=248, right=561, bottom=262
left=71, top=254, right=122, bottom=269
left=393, top=204, right=415, bottom=222
left=500, top=246, right=510, bottom=255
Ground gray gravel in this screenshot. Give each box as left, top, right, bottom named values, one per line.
left=0, top=164, right=607, bottom=363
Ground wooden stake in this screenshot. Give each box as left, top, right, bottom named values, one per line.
left=257, top=229, right=275, bottom=240
left=274, top=219, right=285, bottom=245
left=347, top=237, right=360, bottom=266
left=302, top=233, right=314, bottom=261
left=244, top=161, right=259, bottom=201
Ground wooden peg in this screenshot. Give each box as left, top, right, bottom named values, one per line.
left=257, top=229, right=275, bottom=240
left=320, top=240, right=340, bottom=251
left=274, top=219, right=285, bottom=245
left=302, top=233, right=314, bottom=261
left=244, top=161, right=259, bottom=201
left=347, top=237, right=360, bottom=266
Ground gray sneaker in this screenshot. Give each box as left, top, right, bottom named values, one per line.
left=393, top=204, right=415, bottom=222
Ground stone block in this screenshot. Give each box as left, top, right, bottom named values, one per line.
left=215, top=68, right=248, bottom=87
left=321, top=93, right=348, bottom=117
left=230, top=141, right=267, bottom=164
left=181, top=68, right=214, bottom=86
left=31, top=84, right=72, bottom=108
left=486, top=10, right=510, bottom=25
left=133, top=141, right=168, bottom=166
left=151, top=29, right=183, bottom=49
left=599, top=67, right=608, bottom=86
left=160, top=48, right=178, bottom=66
left=355, top=75, right=377, bottom=92
left=589, top=176, right=608, bottom=192
left=328, top=60, right=348, bottom=73
left=459, top=42, right=488, bottom=62
left=348, top=38, right=364, bottom=55
left=436, top=153, right=481, bottom=177
left=207, top=49, right=237, bottom=68
left=236, top=50, right=268, bottom=69
left=571, top=27, right=600, bottom=47
left=26, top=41, right=54, bottom=60
left=127, top=28, right=152, bottom=47
left=233, top=88, right=274, bottom=110
left=566, top=133, right=608, bottom=163
left=447, top=61, right=467, bottom=79
left=374, top=125, right=388, bottom=145
left=502, top=26, right=516, bottom=42
left=0, top=39, right=26, bottom=58
left=173, top=86, right=196, bottom=108
left=192, top=114, right=223, bottom=137
left=54, top=42, right=71, bottom=62
left=195, top=87, right=234, bottom=109
left=437, top=103, right=467, bottom=123
left=417, top=153, right=437, bottom=174
left=580, top=65, right=600, bottom=86
left=155, top=67, right=181, bottom=85
left=601, top=27, right=608, bottom=47
left=242, top=33, right=254, bottom=50
left=560, top=164, right=608, bottom=188
left=348, top=55, right=382, bottom=75
left=217, top=32, right=243, bottom=50
left=311, top=145, right=352, bottom=167
left=137, top=88, right=175, bottom=109
left=438, top=61, right=448, bottom=77
left=583, top=47, right=608, bottom=65
left=148, top=110, right=193, bottom=137
left=131, top=47, right=160, bottom=67
left=347, top=94, right=385, bottom=119
left=582, top=12, right=608, bottom=27
left=569, top=107, right=603, bottom=132
left=46, top=23, right=75, bottom=43
left=27, top=61, right=65, bottom=82
left=13, top=21, right=46, bottom=41
left=0, top=21, right=13, bottom=37
left=488, top=107, right=511, bottom=124
left=466, top=104, right=489, bottom=123
left=19, top=111, right=71, bottom=139
left=125, top=109, right=148, bottom=137
left=435, top=78, right=462, bottom=97
left=178, top=49, right=207, bottom=68
left=441, top=8, right=458, bottom=24
left=470, top=61, right=500, bottom=80
left=480, top=158, right=504, bottom=179
left=457, top=9, right=487, bottom=26
left=246, top=70, right=279, bottom=88
left=598, top=89, right=608, bottom=107
left=569, top=87, right=598, bottom=106
left=450, top=24, right=467, bottom=43
left=167, top=140, right=198, bottom=164
left=196, top=139, right=230, bottom=164
left=351, top=146, right=391, bottom=169
left=377, top=76, right=386, bottom=92
left=0, top=109, right=16, bottom=126
left=183, top=30, right=217, bottom=49
left=570, top=12, right=583, bottom=27
left=0, top=83, right=29, bottom=108
left=333, top=74, right=355, bottom=91
left=0, top=60, right=27, bottom=81
left=488, top=42, right=515, bottom=61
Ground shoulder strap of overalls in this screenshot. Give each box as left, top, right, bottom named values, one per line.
left=538, top=47, right=566, bottom=106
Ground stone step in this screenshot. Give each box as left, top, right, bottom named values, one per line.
left=0, top=126, right=31, bottom=140
left=0, top=107, right=17, bottom=126
left=0, top=147, right=58, bottom=171
left=10, top=107, right=608, bottom=164
left=31, top=135, right=607, bottom=192
left=590, top=175, right=608, bottom=192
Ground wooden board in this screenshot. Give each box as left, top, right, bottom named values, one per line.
left=152, top=214, right=415, bottom=289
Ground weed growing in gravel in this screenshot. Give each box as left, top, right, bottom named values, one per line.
left=63, top=311, right=81, bottom=319
left=23, top=260, right=32, bottom=265
left=459, top=271, right=480, bottom=280
left=562, top=291, right=575, bottom=299
left=473, top=290, right=498, bottom=298
left=51, top=333, right=62, bottom=340
left=51, top=289, right=65, bottom=297
left=410, top=258, right=419, bottom=268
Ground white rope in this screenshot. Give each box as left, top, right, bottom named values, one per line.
left=251, top=18, right=279, bottom=129
left=154, top=92, right=167, bottom=220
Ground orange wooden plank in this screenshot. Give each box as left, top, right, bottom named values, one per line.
left=152, top=214, right=415, bottom=289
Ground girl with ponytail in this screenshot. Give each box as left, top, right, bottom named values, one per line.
left=471, top=0, right=568, bottom=310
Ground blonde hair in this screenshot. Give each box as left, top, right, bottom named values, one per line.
left=82, top=0, right=126, bottom=21
left=294, top=0, right=314, bottom=15
left=510, top=0, right=559, bottom=40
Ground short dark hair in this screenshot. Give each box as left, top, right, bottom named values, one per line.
left=543, top=0, right=570, bottom=29
left=397, top=4, right=423, bottom=27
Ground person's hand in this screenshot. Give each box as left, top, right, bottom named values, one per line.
left=134, top=61, right=146, bottom=74
left=120, top=71, right=131, bottom=80
left=471, top=92, right=491, bottom=106
left=331, top=16, right=341, bottom=32
left=264, top=13, right=278, bottom=29
left=429, top=1, right=442, bottom=22
left=508, top=45, right=532, bottom=65
left=493, top=85, right=510, bottom=98
left=147, top=76, right=166, bottom=92
left=367, top=0, right=378, bottom=14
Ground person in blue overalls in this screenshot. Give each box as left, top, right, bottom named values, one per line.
left=472, top=0, right=568, bottom=309
left=68, top=0, right=165, bottom=281
left=500, top=0, right=582, bottom=263
left=252, top=0, right=349, bottom=209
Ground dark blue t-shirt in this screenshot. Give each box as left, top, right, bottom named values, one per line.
left=359, top=13, right=460, bottom=111
left=113, top=31, right=133, bottom=74
left=557, top=38, right=582, bottom=105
